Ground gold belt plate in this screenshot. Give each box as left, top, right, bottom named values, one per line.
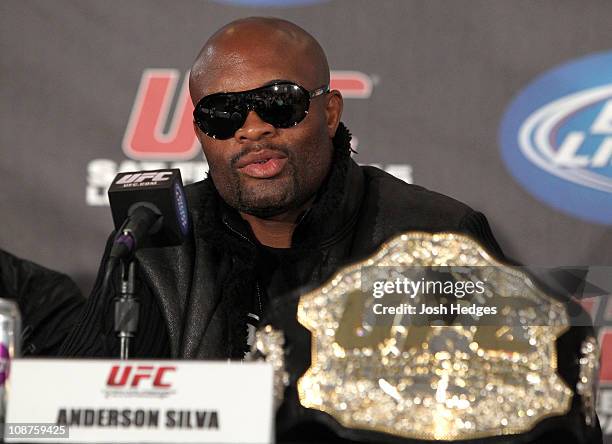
left=297, top=232, right=572, bottom=441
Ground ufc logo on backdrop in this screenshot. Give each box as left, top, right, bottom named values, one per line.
left=122, top=69, right=374, bottom=160
left=122, top=69, right=199, bottom=161
left=106, top=365, right=176, bottom=388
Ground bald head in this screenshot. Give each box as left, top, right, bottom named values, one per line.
left=189, top=17, right=330, bottom=101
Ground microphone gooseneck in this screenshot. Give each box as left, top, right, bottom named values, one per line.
left=109, top=206, right=162, bottom=260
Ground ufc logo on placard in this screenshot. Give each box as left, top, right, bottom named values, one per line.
left=106, top=365, right=176, bottom=388
left=122, top=69, right=374, bottom=160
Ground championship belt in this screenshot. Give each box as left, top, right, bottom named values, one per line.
left=251, top=232, right=601, bottom=443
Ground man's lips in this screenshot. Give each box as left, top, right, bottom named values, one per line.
left=235, top=150, right=288, bottom=179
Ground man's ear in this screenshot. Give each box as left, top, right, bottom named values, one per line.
left=325, top=90, right=343, bottom=138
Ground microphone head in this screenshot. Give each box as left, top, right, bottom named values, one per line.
left=108, top=169, right=190, bottom=249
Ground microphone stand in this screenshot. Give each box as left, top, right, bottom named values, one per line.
left=114, top=259, right=139, bottom=360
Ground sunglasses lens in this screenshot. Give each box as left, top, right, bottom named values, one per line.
left=194, top=83, right=313, bottom=139
left=255, top=83, right=310, bottom=128
left=194, top=94, right=246, bottom=139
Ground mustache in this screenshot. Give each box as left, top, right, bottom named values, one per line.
left=230, top=143, right=291, bottom=168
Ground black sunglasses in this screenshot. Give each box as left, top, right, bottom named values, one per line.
left=193, top=81, right=330, bottom=140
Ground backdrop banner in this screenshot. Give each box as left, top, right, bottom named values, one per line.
left=1, top=0, right=611, bottom=439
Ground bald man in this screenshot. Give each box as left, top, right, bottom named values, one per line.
left=189, top=17, right=342, bottom=248
left=61, top=17, right=505, bottom=359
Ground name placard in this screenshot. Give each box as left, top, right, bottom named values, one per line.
left=5, top=359, right=273, bottom=443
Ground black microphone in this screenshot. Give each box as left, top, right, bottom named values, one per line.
left=107, top=169, right=190, bottom=260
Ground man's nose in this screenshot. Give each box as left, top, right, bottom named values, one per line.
left=234, top=111, right=276, bottom=142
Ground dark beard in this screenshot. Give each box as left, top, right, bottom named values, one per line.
left=224, top=145, right=310, bottom=218
left=234, top=158, right=311, bottom=218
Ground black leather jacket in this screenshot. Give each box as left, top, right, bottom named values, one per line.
left=0, top=249, right=84, bottom=355
left=61, top=158, right=505, bottom=359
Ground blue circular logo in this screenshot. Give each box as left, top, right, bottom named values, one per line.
left=212, top=0, right=327, bottom=6
left=499, top=51, right=612, bottom=225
